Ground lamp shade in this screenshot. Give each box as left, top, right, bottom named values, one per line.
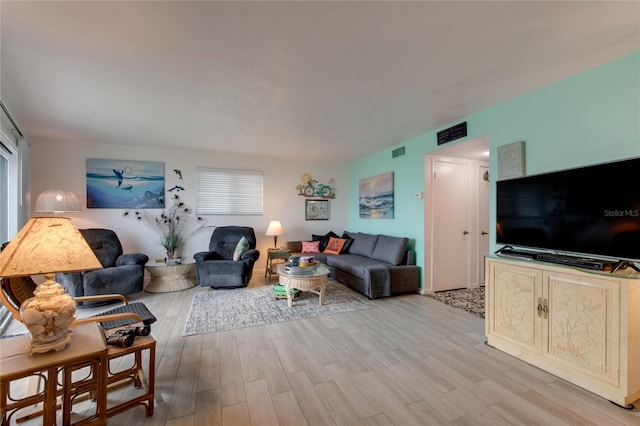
left=0, top=217, right=102, bottom=354
left=0, top=217, right=102, bottom=277
left=265, top=220, right=285, bottom=237
left=265, top=220, right=285, bottom=248
left=34, top=189, right=81, bottom=212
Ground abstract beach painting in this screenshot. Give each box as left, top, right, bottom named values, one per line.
left=359, top=172, right=394, bottom=219
left=86, top=159, right=164, bottom=208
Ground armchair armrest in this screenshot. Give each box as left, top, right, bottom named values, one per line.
left=404, top=250, right=416, bottom=266
left=194, top=251, right=223, bottom=263
left=74, top=312, right=143, bottom=326
left=55, top=271, right=85, bottom=297
left=240, top=248, right=260, bottom=262
left=116, top=253, right=149, bottom=267
left=75, top=301, right=156, bottom=329
left=74, top=293, right=129, bottom=305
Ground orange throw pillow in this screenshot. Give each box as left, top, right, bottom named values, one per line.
left=301, top=241, right=320, bottom=253
left=323, top=237, right=347, bottom=255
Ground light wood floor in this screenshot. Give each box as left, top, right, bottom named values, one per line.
left=5, top=276, right=640, bottom=425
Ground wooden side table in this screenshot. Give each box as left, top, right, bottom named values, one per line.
left=103, top=332, right=155, bottom=417
left=145, top=261, right=196, bottom=293
left=265, top=248, right=291, bottom=279
left=0, top=322, right=108, bottom=425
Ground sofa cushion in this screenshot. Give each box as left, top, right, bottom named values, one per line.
left=324, top=237, right=347, bottom=255
left=327, top=254, right=390, bottom=277
left=286, top=241, right=302, bottom=253
left=348, top=233, right=379, bottom=258
left=371, top=235, right=409, bottom=266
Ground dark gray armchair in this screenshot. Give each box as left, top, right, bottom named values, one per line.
left=56, top=229, right=148, bottom=307
left=194, top=226, right=260, bottom=288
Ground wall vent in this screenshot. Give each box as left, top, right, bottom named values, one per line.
left=392, top=147, right=405, bottom=158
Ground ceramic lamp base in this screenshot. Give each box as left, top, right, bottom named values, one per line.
left=25, top=333, right=73, bottom=355
left=20, top=273, right=76, bottom=356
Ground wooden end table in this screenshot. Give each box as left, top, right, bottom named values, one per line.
left=103, top=331, right=155, bottom=418
left=265, top=248, right=291, bottom=279
left=276, top=263, right=331, bottom=308
left=0, top=322, right=108, bottom=425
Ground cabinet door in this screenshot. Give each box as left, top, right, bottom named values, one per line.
left=544, top=271, right=620, bottom=386
left=487, top=260, right=543, bottom=353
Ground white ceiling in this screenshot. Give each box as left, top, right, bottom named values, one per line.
left=1, top=1, right=638, bottom=162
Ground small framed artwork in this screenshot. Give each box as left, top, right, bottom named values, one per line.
left=305, top=199, right=329, bottom=220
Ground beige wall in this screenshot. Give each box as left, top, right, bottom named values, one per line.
left=30, top=138, right=349, bottom=270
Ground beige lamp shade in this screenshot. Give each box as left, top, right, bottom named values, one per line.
left=0, top=217, right=102, bottom=354
left=0, top=217, right=102, bottom=277
left=266, top=220, right=285, bottom=248
left=34, top=189, right=82, bottom=213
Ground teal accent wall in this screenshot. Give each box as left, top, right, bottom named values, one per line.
left=349, top=51, right=640, bottom=286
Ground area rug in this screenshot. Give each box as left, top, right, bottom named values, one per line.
left=426, top=287, right=485, bottom=319
left=183, top=281, right=376, bottom=336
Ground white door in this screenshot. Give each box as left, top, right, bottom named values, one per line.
left=432, top=158, right=470, bottom=291
left=479, top=165, right=490, bottom=285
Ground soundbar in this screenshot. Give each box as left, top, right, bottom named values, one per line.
left=497, top=247, right=615, bottom=271
left=535, top=253, right=614, bottom=271
left=496, top=248, right=539, bottom=260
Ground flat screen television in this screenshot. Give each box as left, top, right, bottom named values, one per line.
left=496, top=157, right=640, bottom=263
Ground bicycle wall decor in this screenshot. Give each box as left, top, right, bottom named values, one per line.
left=295, top=173, right=336, bottom=199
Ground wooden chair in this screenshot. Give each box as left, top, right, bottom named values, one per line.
left=0, top=267, right=157, bottom=419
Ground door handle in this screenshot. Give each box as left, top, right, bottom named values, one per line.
left=481, top=231, right=488, bottom=236
left=463, top=230, right=469, bottom=235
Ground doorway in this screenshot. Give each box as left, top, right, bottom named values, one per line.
left=423, top=137, right=489, bottom=293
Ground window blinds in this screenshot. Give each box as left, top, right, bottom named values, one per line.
left=195, top=168, right=263, bottom=215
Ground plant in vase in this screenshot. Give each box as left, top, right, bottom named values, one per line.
left=124, top=194, right=205, bottom=262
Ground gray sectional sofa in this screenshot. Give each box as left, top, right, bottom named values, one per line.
left=286, top=232, right=419, bottom=299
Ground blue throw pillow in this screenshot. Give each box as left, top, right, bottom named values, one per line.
left=233, top=236, right=249, bottom=261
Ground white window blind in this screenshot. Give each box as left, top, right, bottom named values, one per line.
left=196, top=168, right=263, bottom=215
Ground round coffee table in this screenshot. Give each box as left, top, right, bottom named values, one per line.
left=145, top=260, right=196, bottom=293
left=276, top=263, right=331, bottom=308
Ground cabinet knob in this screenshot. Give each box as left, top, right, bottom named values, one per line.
left=537, top=297, right=549, bottom=319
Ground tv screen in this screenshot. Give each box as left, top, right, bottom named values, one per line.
left=496, top=157, right=640, bottom=262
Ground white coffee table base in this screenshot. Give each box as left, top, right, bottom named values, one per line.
left=145, top=262, right=196, bottom=293
left=279, top=274, right=328, bottom=308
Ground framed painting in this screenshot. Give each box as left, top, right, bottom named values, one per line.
left=359, top=172, right=394, bottom=219
left=86, top=158, right=165, bottom=208
left=305, top=199, right=329, bottom=220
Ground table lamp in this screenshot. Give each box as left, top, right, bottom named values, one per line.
left=0, top=217, right=102, bottom=354
left=35, top=189, right=82, bottom=213
left=266, top=220, right=285, bottom=248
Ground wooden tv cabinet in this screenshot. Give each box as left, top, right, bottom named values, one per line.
left=485, top=255, right=640, bottom=408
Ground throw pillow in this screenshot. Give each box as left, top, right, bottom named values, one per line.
left=233, top=236, right=249, bottom=261
left=341, top=232, right=355, bottom=253
left=323, top=237, right=347, bottom=255
left=312, top=231, right=339, bottom=252
left=301, top=240, right=320, bottom=253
